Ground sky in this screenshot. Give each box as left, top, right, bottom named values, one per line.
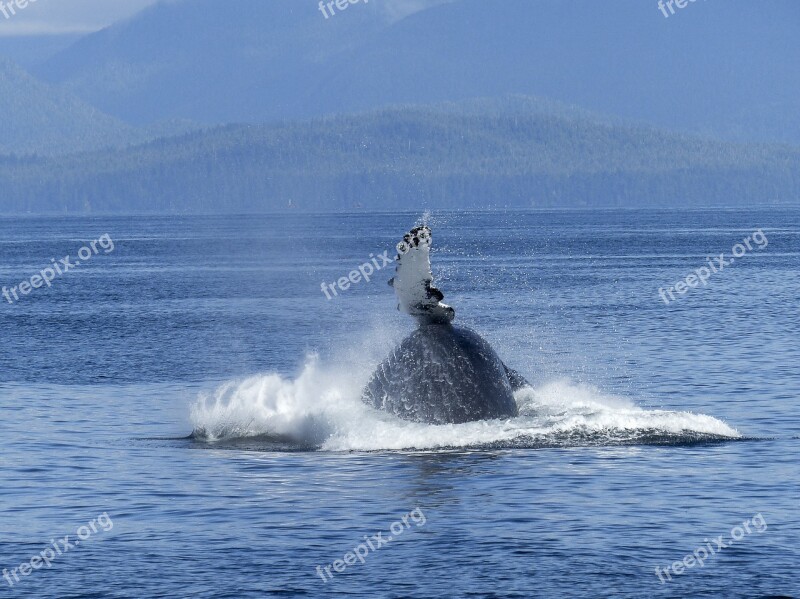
left=0, top=0, right=162, bottom=36
left=0, top=0, right=453, bottom=36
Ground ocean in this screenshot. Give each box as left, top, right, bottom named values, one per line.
left=1, top=209, right=798, bottom=598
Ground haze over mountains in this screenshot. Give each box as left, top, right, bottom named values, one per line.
left=0, top=0, right=798, bottom=213
left=29, top=0, right=800, bottom=144
left=0, top=57, right=198, bottom=156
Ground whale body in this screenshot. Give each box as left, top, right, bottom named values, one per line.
left=363, top=323, right=524, bottom=424
left=362, top=225, right=528, bottom=424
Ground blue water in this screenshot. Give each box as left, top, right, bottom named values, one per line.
left=1, top=210, right=798, bottom=598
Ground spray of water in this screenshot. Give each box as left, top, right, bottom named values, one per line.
left=190, top=352, right=740, bottom=451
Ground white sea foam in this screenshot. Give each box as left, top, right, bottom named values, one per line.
left=190, top=357, right=741, bottom=451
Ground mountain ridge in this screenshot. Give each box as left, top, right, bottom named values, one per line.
left=2, top=98, right=797, bottom=214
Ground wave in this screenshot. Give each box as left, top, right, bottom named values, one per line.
left=189, top=356, right=741, bottom=451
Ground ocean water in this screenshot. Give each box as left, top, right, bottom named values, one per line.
left=0, top=210, right=798, bottom=598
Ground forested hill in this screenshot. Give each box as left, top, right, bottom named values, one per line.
left=2, top=103, right=799, bottom=213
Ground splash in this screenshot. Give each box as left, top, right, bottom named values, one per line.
left=190, top=359, right=740, bottom=451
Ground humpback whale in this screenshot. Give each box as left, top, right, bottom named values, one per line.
left=362, top=226, right=529, bottom=424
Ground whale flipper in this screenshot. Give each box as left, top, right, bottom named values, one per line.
left=504, top=364, right=530, bottom=391
left=388, top=226, right=455, bottom=325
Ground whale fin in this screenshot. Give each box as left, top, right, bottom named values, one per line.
left=503, top=364, right=531, bottom=391
left=390, top=226, right=455, bottom=324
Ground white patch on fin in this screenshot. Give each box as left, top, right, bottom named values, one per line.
left=389, top=226, right=455, bottom=324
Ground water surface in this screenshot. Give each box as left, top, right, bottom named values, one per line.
left=1, top=210, right=798, bottom=597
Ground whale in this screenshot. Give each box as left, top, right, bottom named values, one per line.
left=362, top=226, right=528, bottom=424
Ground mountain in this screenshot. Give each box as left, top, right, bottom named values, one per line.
left=0, top=57, right=199, bottom=155
left=33, top=0, right=800, bottom=144
left=0, top=34, right=82, bottom=68
left=2, top=98, right=798, bottom=214
left=0, top=56, right=142, bottom=155
left=32, top=0, right=433, bottom=125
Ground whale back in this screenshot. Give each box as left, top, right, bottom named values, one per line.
left=362, top=324, right=520, bottom=424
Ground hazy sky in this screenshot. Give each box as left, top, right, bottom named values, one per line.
left=0, top=0, right=162, bottom=36
left=0, top=0, right=453, bottom=36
